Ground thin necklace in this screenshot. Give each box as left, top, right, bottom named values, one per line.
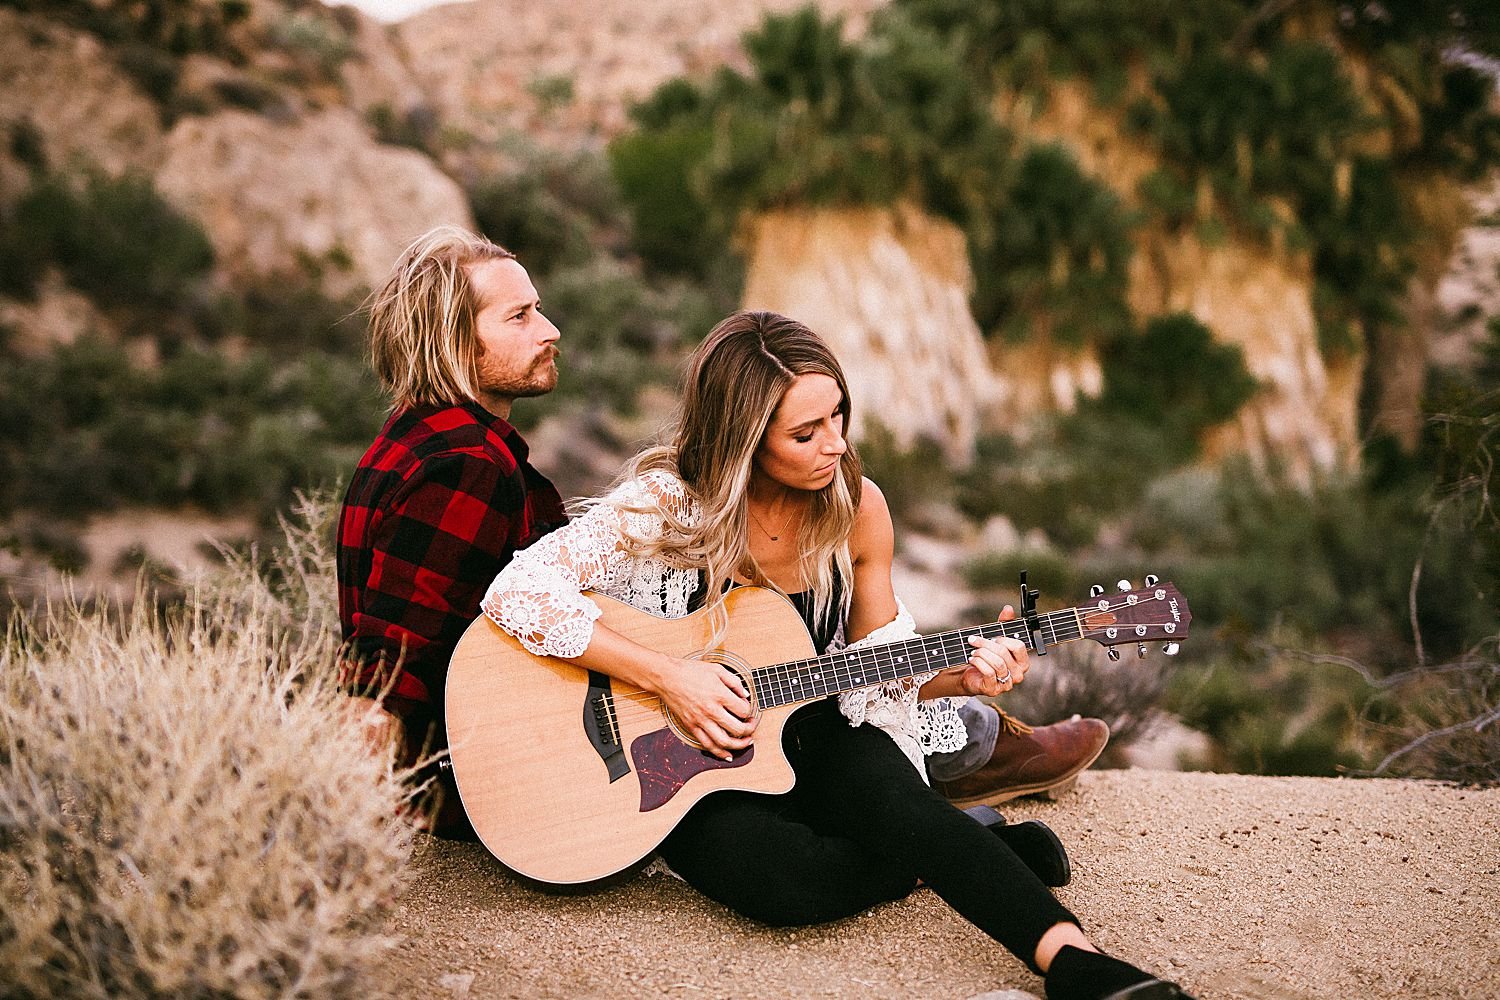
left=748, top=502, right=797, bottom=542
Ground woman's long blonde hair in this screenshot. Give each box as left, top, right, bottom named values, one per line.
left=602, top=310, right=863, bottom=640
left=365, top=226, right=515, bottom=411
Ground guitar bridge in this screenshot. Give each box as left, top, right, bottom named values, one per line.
left=583, top=671, right=630, bottom=783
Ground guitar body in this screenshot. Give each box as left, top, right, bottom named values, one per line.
left=445, top=586, right=816, bottom=887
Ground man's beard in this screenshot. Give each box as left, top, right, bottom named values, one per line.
left=482, top=350, right=559, bottom=399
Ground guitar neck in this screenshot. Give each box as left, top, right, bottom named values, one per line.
left=750, top=609, right=1085, bottom=710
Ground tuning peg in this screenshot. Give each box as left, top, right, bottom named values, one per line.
left=1107, top=647, right=1121, bottom=662
left=1137, top=643, right=1148, bottom=659
left=1145, top=574, right=1159, bottom=588
left=1089, top=584, right=1105, bottom=598
left=1162, top=642, right=1180, bottom=656
left=1116, top=579, right=1132, bottom=593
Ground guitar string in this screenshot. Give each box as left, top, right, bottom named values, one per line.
left=614, top=595, right=1169, bottom=714
left=605, top=592, right=1175, bottom=716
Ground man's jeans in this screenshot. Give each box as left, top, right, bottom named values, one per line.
left=926, top=697, right=999, bottom=783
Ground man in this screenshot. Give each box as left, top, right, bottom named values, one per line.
left=337, top=225, right=1107, bottom=838
left=337, top=226, right=567, bottom=833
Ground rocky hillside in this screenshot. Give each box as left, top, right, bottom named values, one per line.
left=0, top=2, right=471, bottom=330
left=394, top=0, right=881, bottom=147
left=5, top=0, right=1494, bottom=471
left=388, top=2, right=1495, bottom=482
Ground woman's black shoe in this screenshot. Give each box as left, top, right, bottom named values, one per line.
left=963, top=805, right=1072, bottom=887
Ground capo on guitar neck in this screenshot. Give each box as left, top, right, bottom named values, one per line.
left=1019, top=571, right=1047, bottom=656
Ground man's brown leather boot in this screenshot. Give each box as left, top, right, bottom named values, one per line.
left=934, top=709, right=1109, bottom=808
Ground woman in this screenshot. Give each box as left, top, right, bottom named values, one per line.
left=482, top=311, right=1194, bottom=1000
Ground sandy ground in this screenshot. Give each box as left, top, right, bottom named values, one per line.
left=381, top=770, right=1500, bottom=1000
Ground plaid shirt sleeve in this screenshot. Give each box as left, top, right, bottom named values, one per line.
left=343, top=449, right=526, bottom=719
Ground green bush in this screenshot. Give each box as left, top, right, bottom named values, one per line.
left=1094, top=312, right=1259, bottom=461
left=612, top=7, right=1010, bottom=281
left=266, top=9, right=354, bottom=83
left=1129, top=458, right=1495, bottom=659
left=609, top=118, right=721, bottom=279
left=468, top=143, right=628, bottom=277
left=0, top=336, right=383, bottom=523
left=973, top=142, right=1135, bottom=344
left=853, top=425, right=956, bottom=524
left=1167, top=652, right=1372, bottom=776
left=6, top=171, right=214, bottom=312
left=953, top=317, right=1255, bottom=546
left=366, top=101, right=439, bottom=152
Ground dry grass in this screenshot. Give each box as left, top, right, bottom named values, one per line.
left=0, top=495, right=419, bottom=999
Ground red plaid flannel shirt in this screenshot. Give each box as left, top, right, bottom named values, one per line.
left=337, top=401, right=567, bottom=740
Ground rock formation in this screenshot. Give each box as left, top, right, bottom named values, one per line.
left=154, top=108, right=473, bottom=298
left=1001, top=80, right=1364, bottom=481
left=740, top=204, right=1001, bottom=463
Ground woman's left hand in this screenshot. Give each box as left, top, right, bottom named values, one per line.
left=957, top=605, right=1029, bottom=697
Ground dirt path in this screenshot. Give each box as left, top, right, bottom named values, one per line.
left=382, top=770, right=1500, bottom=999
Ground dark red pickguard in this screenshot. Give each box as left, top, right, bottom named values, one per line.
left=631, top=728, right=754, bottom=812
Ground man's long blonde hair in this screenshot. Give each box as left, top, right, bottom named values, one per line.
left=606, top=311, right=863, bottom=639
left=366, top=226, right=515, bottom=410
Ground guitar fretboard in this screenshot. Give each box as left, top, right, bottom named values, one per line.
left=749, top=609, right=1086, bottom=709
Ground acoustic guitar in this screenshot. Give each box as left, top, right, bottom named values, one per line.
left=445, top=578, right=1190, bottom=888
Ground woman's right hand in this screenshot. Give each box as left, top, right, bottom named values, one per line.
left=655, top=657, right=757, bottom=760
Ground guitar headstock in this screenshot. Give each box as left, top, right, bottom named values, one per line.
left=1067, top=577, right=1191, bottom=656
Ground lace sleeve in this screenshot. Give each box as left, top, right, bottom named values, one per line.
left=479, top=471, right=695, bottom=658
left=832, top=599, right=968, bottom=760
left=480, top=502, right=624, bottom=658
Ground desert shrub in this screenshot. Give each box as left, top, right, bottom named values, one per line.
left=963, top=548, right=1084, bottom=605
left=952, top=313, right=1255, bottom=544
left=609, top=109, right=722, bottom=279
left=0, top=548, right=417, bottom=997
left=0, top=336, right=383, bottom=522
left=1167, top=647, right=1373, bottom=776
left=366, top=102, right=439, bottom=153
left=7, top=116, right=47, bottom=172
left=611, top=7, right=1009, bottom=282
left=1093, top=312, right=1259, bottom=461
left=1133, top=458, right=1492, bottom=660
left=973, top=143, right=1135, bottom=345
left=216, top=272, right=366, bottom=353
left=266, top=9, right=354, bottom=83
left=213, top=74, right=286, bottom=115
left=467, top=141, right=630, bottom=277
left=853, top=426, right=956, bottom=524
left=1365, top=641, right=1500, bottom=785
left=6, top=170, right=214, bottom=312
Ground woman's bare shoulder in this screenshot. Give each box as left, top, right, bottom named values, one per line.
left=851, top=476, right=895, bottom=561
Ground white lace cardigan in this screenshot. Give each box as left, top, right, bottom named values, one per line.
left=480, top=469, right=967, bottom=775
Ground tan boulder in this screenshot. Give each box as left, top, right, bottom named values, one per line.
left=154, top=108, right=473, bottom=296
left=740, top=205, right=1002, bottom=464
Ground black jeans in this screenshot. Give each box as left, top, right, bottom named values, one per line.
left=658, top=700, right=1078, bottom=971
